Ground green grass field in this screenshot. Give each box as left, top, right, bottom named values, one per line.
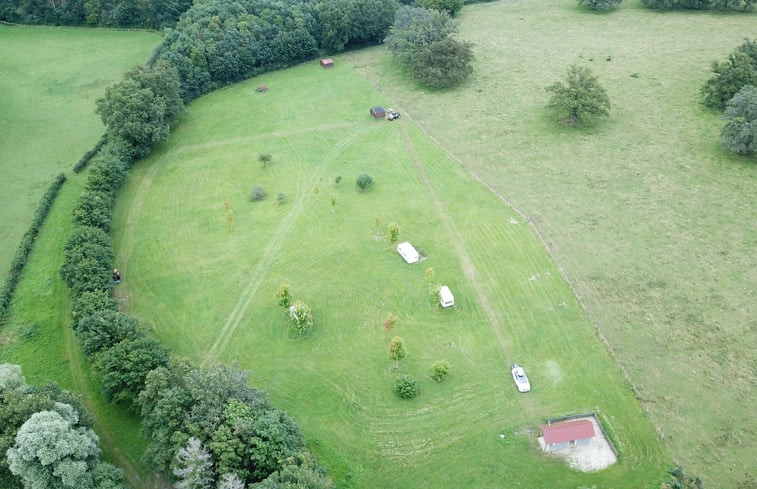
left=113, top=61, right=667, bottom=488
left=0, top=25, right=162, bottom=489
left=342, top=2, right=757, bottom=487
left=0, top=174, right=158, bottom=488
left=0, top=25, right=159, bottom=284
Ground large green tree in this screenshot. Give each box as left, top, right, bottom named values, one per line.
left=98, top=336, right=170, bottom=411
left=578, top=0, right=622, bottom=9
left=385, top=6, right=455, bottom=66
left=316, top=0, right=398, bottom=53
left=76, top=310, right=142, bottom=356
left=5, top=404, right=124, bottom=489
left=385, top=6, right=472, bottom=87
left=253, top=457, right=334, bottom=489
left=410, top=37, right=474, bottom=88
left=96, top=61, right=183, bottom=156
left=546, top=65, right=610, bottom=125
left=173, top=437, right=214, bottom=489
left=139, top=363, right=308, bottom=486
left=702, top=40, right=757, bottom=109
left=720, top=85, right=757, bottom=155
left=415, top=0, right=463, bottom=15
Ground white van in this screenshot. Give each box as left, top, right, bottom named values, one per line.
left=439, top=285, right=454, bottom=308
left=397, top=242, right=420, bottom=264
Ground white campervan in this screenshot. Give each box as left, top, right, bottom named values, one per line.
left=397, top=242, right=420, bottom=264
left=439, top=285, right=454, bottom=308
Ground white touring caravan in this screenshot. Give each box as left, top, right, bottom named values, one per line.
left=439, top=285, right=454, bottom=308
left=397, top=241, right=420, bottom=264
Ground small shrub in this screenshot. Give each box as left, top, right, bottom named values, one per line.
left=388, top=336, right=407, bottom=361
left=428, top=284, right=441, bottom=306
left=276, top=192, right=287, bottom=204
left=386, top=223, right=400, bottom=243
left=329, top=194, right=337, bottom=207
left=288, top=300, right=314, bottom=335
left=312, top=185, right=320, bottom=194
left=249, top=186, right=267, bottom=202
left=223, top=200, right=235, bottom=231
left=395, top=375, right=418, bottom=399
left=431, top=360, right=450, bottom=382
left=335, top=175, right=342, bottom=184
left=356, top=173, right=374, bottom=191
left=17, top=322, right=40, bottom=340
left=277, top=284, right=292, bottom=307
left=259, top=153, right=272, bottom=168
left=424, top=267, right=435, bottom=281
left=384, top=314, right=398, bottom=332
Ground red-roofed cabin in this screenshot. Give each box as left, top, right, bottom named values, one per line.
left=540, top=419, right=595, bottom=452
left=320, top=58, right=334, bottom=68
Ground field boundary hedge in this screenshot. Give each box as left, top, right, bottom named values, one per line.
left=73, top=134, right=108, bottom=173
left=0, top=173, right=66, bottom=324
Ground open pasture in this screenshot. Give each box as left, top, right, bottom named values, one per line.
left=342, top=1, right=756, bottom=486
left=0, top=25, right=159, bottom=283
left=114, top=61, right=666, bottom=488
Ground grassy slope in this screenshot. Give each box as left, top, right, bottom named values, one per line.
left=0, top=25, right=163, bottom=489
left=114, top=62, right=666, bottom=488
left=0, top=25, right=160, bottom=283
left=0, top=175, right=157, bottom=489
left=341, top=1, right=756, bottom=487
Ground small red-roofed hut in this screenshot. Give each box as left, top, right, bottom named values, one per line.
left=320, top=58, right=334, bottom=68
left=540, top=419, right=595, bottom=452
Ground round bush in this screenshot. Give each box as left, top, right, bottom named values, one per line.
left=356, top=173, right=374, bottom=191
left=394, top=375, right=418, bottom=399
left=250, top=185, right=267, bottom=202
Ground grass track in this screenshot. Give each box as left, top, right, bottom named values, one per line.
left=341, top=1, right=757, bottom=486
left=0, top=174, right=165, bottom=488
left=0, top=24, right=159, bottom=283
left=114, top=61, right=666, bottom=488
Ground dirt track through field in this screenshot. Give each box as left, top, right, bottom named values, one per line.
left=203, top=179, right=308, bottom=364
left=203, top=124, right=375, bottom=364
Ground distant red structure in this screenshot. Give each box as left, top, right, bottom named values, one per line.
left=320, top=58, right=334, bottom=68
left=256, top=84, right=268, bottom=93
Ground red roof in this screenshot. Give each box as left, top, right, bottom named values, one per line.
left=540, top=419, right=595, bottom=444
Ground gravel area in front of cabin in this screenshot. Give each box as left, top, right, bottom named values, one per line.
left=537, top=416, right=617, bottom=472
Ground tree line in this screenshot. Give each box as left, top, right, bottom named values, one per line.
left=0, top=0, right=192, bottom=28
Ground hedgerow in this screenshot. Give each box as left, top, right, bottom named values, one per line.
left=0, top=173, right=66, bottom=325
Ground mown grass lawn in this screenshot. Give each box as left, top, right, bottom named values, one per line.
left=114, top=61, right=667, bottom=488
left=341, top=1, right=756, bottom=487
left=0, top=25, right=159, bottom=283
